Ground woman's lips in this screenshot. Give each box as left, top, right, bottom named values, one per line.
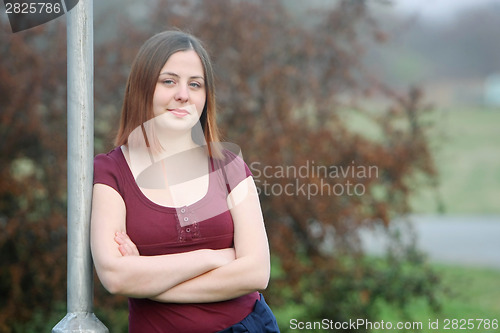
left=168, top=108, right=189, bottom=118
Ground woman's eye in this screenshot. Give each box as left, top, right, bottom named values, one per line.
left=189, top=82, right=203, bottom=89
left=162, top=79, right=175, bottom=85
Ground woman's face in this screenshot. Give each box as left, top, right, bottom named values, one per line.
left=152, top=50, right=206, bottom=132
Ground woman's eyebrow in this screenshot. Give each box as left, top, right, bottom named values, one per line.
left=159, top=71, right=180, bottom=77
left=159, top=71, right=205, bottom=81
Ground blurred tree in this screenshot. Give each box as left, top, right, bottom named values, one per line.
left=0, top=0, right=442, bottom=331
left=0, top=20, right=68, bottom=332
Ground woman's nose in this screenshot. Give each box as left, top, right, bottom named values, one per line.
left=174, top=85, right=189, bottom=103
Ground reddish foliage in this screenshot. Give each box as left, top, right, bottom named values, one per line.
left=0, top=20, right=68, bottom=331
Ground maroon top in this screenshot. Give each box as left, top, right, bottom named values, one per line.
left=93, top=146, right=259, bottom=333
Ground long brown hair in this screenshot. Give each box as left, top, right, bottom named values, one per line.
left=115, top=30, right=222, bottom=157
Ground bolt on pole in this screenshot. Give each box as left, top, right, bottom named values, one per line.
left=52, top=0, right=108, bottom=331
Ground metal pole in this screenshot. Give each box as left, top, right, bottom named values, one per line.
left=53, top=0, right=108, bottom=331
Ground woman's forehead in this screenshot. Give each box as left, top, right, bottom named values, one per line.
left=159, top=50, right=204, bottom=77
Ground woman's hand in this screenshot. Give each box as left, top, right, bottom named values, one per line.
left=114, top=231, right=139, bottom=256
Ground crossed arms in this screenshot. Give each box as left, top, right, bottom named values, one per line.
left=90, top=176, right=270, bottom=303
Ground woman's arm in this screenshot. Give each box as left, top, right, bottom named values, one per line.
left=149, top=176, right=271, bottom=303
left=90, top=183, right=235, bottom=298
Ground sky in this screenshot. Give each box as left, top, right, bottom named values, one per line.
left=393, top=0, right=499, bottom=20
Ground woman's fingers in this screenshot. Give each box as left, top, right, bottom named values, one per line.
left=118, top=244, right=129, bottom=256
left=115, top=231, right=140, bottom=256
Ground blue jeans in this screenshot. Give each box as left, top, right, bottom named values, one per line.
left=218, top=294, right=280, bottom=333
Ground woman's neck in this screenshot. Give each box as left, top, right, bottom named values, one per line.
left=154, top=121, right=206, bottom=161
left=155, top=130, right=197, bottom=158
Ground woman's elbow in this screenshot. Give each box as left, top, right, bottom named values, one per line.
left=95, top=266, right=126, bottom=295
left=257, top=276, right=269, bottom=291
left=253, top=264, right=270, bottom=291
left=101, top=277, right=123, bottom=295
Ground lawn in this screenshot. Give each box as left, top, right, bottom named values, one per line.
left=339, top=106, right=500, bottom=214
left=410, top=107, right=500, bottom=214
left=374, top=264, right=500, bottom=333
left=274, top=264, right=500, bottom=333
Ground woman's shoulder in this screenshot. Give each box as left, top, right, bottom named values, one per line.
left=216, top=144, right=252, bottom=191
left=94, top=146, right=123, bottom=166
left=93, top=147, right=127, bottom=191
left=219, top=143, right=244, bottom=165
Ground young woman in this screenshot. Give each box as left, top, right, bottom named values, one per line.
left=90, top=31, right=279, bottom=332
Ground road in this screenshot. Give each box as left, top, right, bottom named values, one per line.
left=360, top=214, right=500, bottom=269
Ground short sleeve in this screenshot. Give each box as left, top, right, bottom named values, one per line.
left=93, top=153, right=122, bottom=195
left=221, top=149, right=252, bottom=194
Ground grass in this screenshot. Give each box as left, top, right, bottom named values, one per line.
left=339, top=106, right=500, bottom=214
left=373, top=264, right=500, bottom=333
left=410, top=107, right=500, bottom=214
left=274, top=264, right=500, bottom=332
